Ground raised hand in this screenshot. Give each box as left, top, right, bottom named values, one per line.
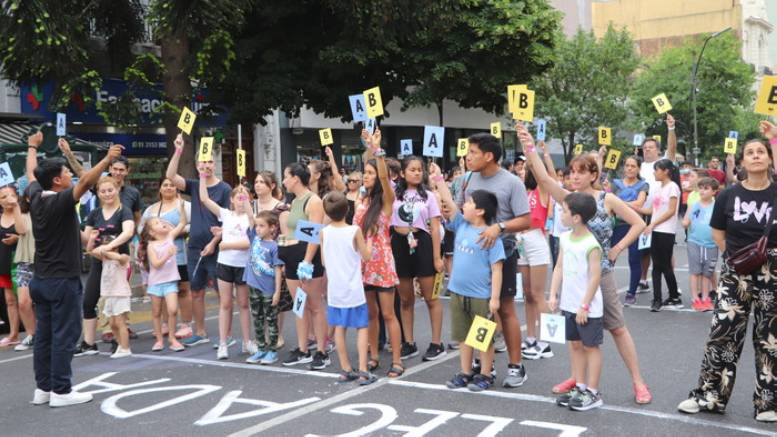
left=28, top=131, right=43, bottom=148
left=174, top=133, right=184, bottom=149
left=324, top=146, right=334, bottom=160
left=370, top=128, right=382, bottom=151
left=106, top=144, right=124, bottom=161
left=759, top=120, right=777, bottom=139
left=666, top=113, right=675, bottom=129
left=58, top=137, right=72, bottom=154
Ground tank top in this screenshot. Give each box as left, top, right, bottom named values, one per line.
left=353, top=200, right=399, bottom=288
left=0, top=222, right=17, bottom=275
left=321, top=225, right=365, bottom=308
left=586, top=191, right=614, bottom=274
left=147, top=240, right=181, bottom=286
left=528, top=189, right=548, bottom=231
left=287, top=192, right=313, bottom=236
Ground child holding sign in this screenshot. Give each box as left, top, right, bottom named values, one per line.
left=433, top=169, right=505, bottom=392
left=319, top=192, right=374, bottom=384
left=548, top=192, right=604, bottom=411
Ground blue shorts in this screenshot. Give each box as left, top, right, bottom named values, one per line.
left=327, top=304, right=369, bottom=329
left=147, top=281, right=179, bottom=297
left=187, top=250, right=218, bottom=291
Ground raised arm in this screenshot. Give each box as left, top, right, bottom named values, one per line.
left=26, top=132, right=42, bottom=182
left=324, top=146, right=346, bottom=192
left=429, top=163, right=457, bottom=221
left=74, top=144, right=123, bottom=201
left=198, top=174, right=222, bottom=217
left=517, top=122, right=570, bottom=204
left=166, top=133, right=187, bottom=191
left=58, top=138, right=85, bottom=177
left=666, top=114, right=677, bottom=162
left=369, top=129, right=395, bottom=216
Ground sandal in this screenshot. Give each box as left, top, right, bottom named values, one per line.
left=387, top=363, right=404, bottom=378
left=367, top=359, right=380, bottom=372
left=634, top=383, right=653, bottom=404
left=151, top=341, right=164, bottom=352
left=338, top=370, right=359, bottom=383
left=358, top=371, right=378, bottom=386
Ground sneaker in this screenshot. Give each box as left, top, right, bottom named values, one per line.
left=637, top=281, right=650, bottom=293
left=663, top=297, right=683, bottom=309
left=174, top=324, right=193, bottom=339
left=182, top=335, right=210, bottom=347
left=214, top=336, right=236, bottom=349
left=325, top=339, right=336, bottom=354
left=650, top=300, right=662, bottom=312
left=556, top=387, right=581, bottom=407
left=677, top=397, right=701, bottom=414
left=422, top=343, right=447, bottom=361
left=446, top=372, right=472, bottom=389
left=502, top=363, right=527, bottom=388
left=217, top=343, right=229, bottom=360
left=448, top=341, right=460, bottom=350
left=521, top=341, right=529, bottom=352
left=14, top=335, right=34, bottom=351
left=624, top=294, right=636, bottom=307
left=400, top=342, right=419, bottom=359
left=110, top=347, right=132, bottom=359
left=756, top=411, right=777, bottom=422
left=569, top=389, right=603, bottom=411
left=552, top=378, right=577, bottom=394
left=522, top=341, right=553, bottom=360
left=467, top=374, right=493, bottom=392
left=691, top=299, right=702, bottom=311
left=702, top=298, right=714, bottom=312
left=310, top=351, right=331, bottom=370
left=307, top=338, right=318, bottom=351
left=242, top=341, right=258, bottom=355
left=49, top=391, right=93, bottom=408
left=261, top=351, right=279, bottom=364
left=31, top=389, right=50, bottom=405
left=246, top=350, right=267, bottom=364
left=282, top=348, right=312, bottom=366
left=493, top=332, right=507, bottom=353
left=74, top=341, right=99, bottom=357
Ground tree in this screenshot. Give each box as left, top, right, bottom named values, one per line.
left=630, top=33, right=755, bottom=161
left=532, top=26, right=640, bottom=162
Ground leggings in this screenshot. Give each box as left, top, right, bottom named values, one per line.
left=83, top=258, right=102, bottom=319
left=650, top=231, right=678, bottom=302
left=612, top=224, right=641, bottom=295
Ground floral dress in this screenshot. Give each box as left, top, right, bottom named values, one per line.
left=353, top=199, right=399, bottom=288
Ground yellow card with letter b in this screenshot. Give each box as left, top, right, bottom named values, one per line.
left=490, top=122, right=501, bottom=139
left=465, top=315, right=497, bottom=352
left=724, top=137, right=737, bottom=155
left=513, top=89, right=535, bottom=122
left=198, top=137, right=214, bottom=162
left=431, top=272, right=445, bottom=299
left=651, top=93, right=672, bottom=114
left=236, top=148, right=246, bottom=177
left=604, top=149, right=622, bottom=170
left=319, top=128, right=334, bottom=146
left=363, top=86, right=384, bottom=118
left=598, top=127, right=611, bottom=146
left=755, top=75, right=777, bottom=115
left=456, top=138, right=469, bottom=157
left=573, top=144, right=583, bottom=155
left=177, top=106, right=196, bottom=135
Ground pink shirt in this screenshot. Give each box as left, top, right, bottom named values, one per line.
left=390, top=188, right=441, bottom=234
left=148, top=240, right=181, bottom=286
left=101, top=259, right=132, bottom=297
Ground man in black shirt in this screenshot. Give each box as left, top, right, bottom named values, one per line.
left=108, top=155, right=142, bottom=225
left=25, top=131, right=122, bottom=408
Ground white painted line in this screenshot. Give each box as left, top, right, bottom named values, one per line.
left=387, top=380, right=775, bottom=436
left=229, top=349, right=463, bottom=437
left=0, top=353, right=33, bottom=364
left=627, top=305, right=700, bottom=314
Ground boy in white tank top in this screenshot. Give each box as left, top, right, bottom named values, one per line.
left=320, top=192, right=374, bottom=384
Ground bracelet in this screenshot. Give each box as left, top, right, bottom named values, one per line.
left=581, top=303, right=590, bottom=312
left=431, top=175, right=444, bottom=183
left=374, top=148, right=386, bottom=157
left=769, top=138, right=777, bottom=145
left=174, top=147, right=183, bottom=156
left=668, top=127, right=675, bottom=131
left=27, top=146, right=38, bottom=150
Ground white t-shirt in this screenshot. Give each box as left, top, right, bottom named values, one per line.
left=640, top=152, right=670, bottom=208
left=217, top=208, right=251, bottom=267
left=321, top=225, right=365, bottom=308
left=551, top=200, right=570, bottom=237
left=650, top=182, right=680, bottom=234
left=559, top=231, right=603, bottom=318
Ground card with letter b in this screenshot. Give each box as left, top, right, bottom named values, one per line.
left=465, top=315, right=497, bottom=352
left=431, top=272, right=444, bottom=299
left=540, top=313, right=566, bottom=344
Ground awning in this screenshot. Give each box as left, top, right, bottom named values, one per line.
left=0, top=122, right=35, bottom=145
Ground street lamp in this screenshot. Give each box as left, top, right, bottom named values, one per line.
left=691, top=27, right=731, bottom=166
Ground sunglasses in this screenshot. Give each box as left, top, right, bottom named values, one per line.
left=348, top=179, right=360, bottom=183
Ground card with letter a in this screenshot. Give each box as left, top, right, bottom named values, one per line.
left=540, top=313, right=566, bottom=344
left=465, top=315, right=497, bottom=352
left=293, top=288, right=307, bottom=319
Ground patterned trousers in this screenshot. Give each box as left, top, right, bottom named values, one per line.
left=689, top=250, right=777, bottom=416
left=249, top=287, right=279, bottom=351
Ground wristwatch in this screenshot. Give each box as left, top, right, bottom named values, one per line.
left=497, top=222, right=506, bottom=233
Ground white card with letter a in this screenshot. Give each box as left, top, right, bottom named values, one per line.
left=540, top=313, right=566, bottom=344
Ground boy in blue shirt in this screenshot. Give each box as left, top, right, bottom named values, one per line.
left=682, top=177, right=719, bottom=312
left=435, top=174, right=505, bottom=392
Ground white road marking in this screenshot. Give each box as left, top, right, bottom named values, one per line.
left=0, top=353, right=33, bottom=364
left=387, top=380, right=775, bottom=436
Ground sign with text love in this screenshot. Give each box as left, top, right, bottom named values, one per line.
left=349, top=94, right=368, bottom=122
left=422, top=125, right=445, bottom=158
left=755, top=75, right=777, bottom=115
left=293, top=220, right=323, bottom=244
left=490, top=122, right=501, bottom=139
left=456, top=138, right=469, bottom=157
left=363, top=86, right=384, bottom=118
left=465, top=315, right=497, bottom=352
left=0, top=162, right=14, bottom=187
left=651, top=93, right=672, bottom=114
left=177, top=106, right=196, bottom=135
left=198, top=137, right=214, bottom=162
left=293, top=288, right=307, bottom=319
left=319, top=128, right=334, bottom=146
left=399, top=139, right=413, bottom=158
left=604, top=149, right=622, bottom=170
left=540, top=313, right=565, bottom=344
left=598, top=127, right=611, bottom=146
left=535, top=118, right=547, bottom=142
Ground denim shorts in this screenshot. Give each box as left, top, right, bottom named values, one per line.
left=147, top=280, right=179, bottom=297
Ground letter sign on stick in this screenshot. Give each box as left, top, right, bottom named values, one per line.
left=177, top=107, right=196, bottom=135
left=319, top=128, right=334, bottom=146
left=755, top=75, right=777, bottom=115
left=423, top=126, right=445, bottom=158
left=349, top=94, right=368, bottom=122
left=598, top=127, right=611, bottom=146
left=363, top=86, right=384, bottom=118
left=465, top=315, right=497, bottom=352
left=490, top=122, right=501, bottom=139
left=651, top=93, right=672, bottom=114
left=198, top=137, right=214, bottom=162
left=236, top=149, right=246, bottom=178
left=604, top=149, right=622, bottom=170
left=456, top=138, right=469, bottom=157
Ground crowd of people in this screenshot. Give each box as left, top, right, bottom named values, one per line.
left=5, top=117, right=777, bottom=420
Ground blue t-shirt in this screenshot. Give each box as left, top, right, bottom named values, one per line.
left=183, top=179, right=231, bottom=249
left=445, top=213, right=506, bottom=299
left=687, top=200, right=716, bottom=248
left=243, top=229, right=284, bottom=294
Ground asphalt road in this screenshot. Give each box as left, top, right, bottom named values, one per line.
left=0, top=241, right=775, bottom=437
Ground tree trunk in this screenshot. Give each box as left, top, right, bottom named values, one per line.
left=566, top=130, right=576, bottom=164
left=161, top=31, right=194, bottom=178
left=437, top=100, right=445, bottom=170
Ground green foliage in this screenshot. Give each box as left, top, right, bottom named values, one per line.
left=532, top=25, right=640, bottom=162
left=630, top=33, right=755, bottom=160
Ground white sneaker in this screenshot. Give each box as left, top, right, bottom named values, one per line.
left=242, top=341, right=258, bottom=355
left=49, top=391, right=93, bottom=407
left=15, top=335, right=34, bottom=351
left=110, top=348, right=133, bottom=359
left=756, top=411, right=777, bottom=422
left=217, top=343, right=229, bottom=360
left=31, top=389, right=50, bottom=405
left=677, top=398, right=700, bottom=414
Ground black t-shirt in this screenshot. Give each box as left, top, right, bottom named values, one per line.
left=85, top=205, right=134, bottom=254
left=710, top=183, right=777, bottom=256
left=183, top=179, right=231, bottom=249
left=29, top=181, right=82, bottom=278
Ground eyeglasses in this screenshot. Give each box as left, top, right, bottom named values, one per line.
left=348, top=179, right=360, bottom=183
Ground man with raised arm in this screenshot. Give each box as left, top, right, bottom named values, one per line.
left=26, top=131, right=123, bottom=407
